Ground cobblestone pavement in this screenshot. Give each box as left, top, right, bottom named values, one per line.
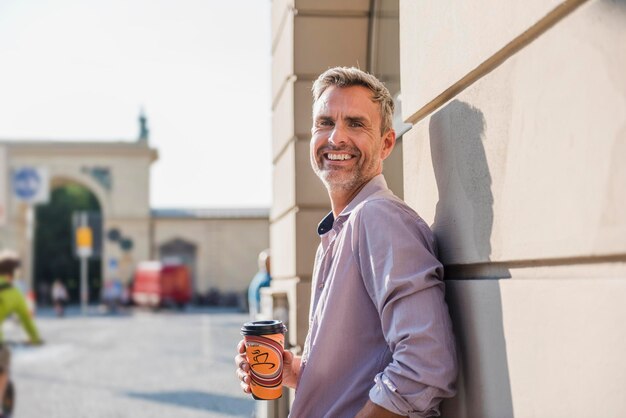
left=4, top=306, right=255, bottom=418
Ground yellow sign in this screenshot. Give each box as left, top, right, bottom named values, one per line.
left=76, top=226, right=93, bottom=249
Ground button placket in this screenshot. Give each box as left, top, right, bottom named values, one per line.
left=317, top=217, right=347, bottom=290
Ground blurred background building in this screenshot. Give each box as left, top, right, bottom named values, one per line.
left=0, top=127, right=269, bottom=306
left=264, top=0, right=625, bottom=417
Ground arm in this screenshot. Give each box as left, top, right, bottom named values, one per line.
left=355, top=203, right=458, bottom=417
left=13, top=290, right=41, bottom=343
left=235, top=340, right=302, bottom=393
left=355, top=400, right=404, bottom=418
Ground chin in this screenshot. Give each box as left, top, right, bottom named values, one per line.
left=321, top=173, right=363, bottom=192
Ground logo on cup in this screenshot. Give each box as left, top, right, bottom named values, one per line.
left=247, top=338, right=283, bottom=387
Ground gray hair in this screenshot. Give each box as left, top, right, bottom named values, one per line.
left=312, top=67, right=395, bottom=135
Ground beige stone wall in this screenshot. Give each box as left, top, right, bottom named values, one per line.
left=401, top=0, right=626, bottom=416
left=152, top=217, right=269, bottom=294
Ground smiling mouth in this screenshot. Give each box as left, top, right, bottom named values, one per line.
left=325, top=152, right=354, bottom=161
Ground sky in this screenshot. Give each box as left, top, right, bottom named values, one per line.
left=0, top=0, right=272, bottom=209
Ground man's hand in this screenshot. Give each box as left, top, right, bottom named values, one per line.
left=234, top=339, right=302, bottom=394
left=355, top=400, right=404, bottom=418
left=235, top=340, right=252, bottom=394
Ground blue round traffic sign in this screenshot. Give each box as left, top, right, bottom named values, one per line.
left=13, top=168, right=41, bottom=200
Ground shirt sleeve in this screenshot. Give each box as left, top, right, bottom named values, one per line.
left=354, top=200, right=458, bottom=417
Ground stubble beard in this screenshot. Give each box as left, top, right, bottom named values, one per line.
left=311, top=151, right=378, bottom=194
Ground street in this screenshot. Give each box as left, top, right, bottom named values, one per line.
left=4, top=306, right=255, bottom=418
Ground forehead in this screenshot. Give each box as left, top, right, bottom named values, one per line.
left=313, top=86, right=379, bottom=119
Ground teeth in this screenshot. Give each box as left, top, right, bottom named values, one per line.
left=327, top=153, right=352, bottom=161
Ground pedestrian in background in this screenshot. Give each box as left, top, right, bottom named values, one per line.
left=51, top=278, right=68, bottom=317
left=247, top=249, right=271, bottom=318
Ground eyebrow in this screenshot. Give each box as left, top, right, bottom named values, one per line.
left=345, top=116, right=369, bottom=125
left=314, top=115, right=334, bottom=124
left=314, top=115, right=370, bottom=125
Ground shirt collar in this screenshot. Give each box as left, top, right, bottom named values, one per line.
left=317, top=211, right=335, bottom=235
left=316, top=174, right=389, bottom=236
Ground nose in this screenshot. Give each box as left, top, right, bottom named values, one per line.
left=328, top=124, right=347, bottom=146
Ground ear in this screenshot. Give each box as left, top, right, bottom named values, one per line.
left=380, top=129, right=396, bottom=161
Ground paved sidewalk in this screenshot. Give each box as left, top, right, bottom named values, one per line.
left=5, top=306, right=256, bottom=418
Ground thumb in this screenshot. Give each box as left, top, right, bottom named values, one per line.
left=283, top=349, right=293, bottom=364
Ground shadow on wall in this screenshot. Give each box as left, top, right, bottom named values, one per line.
left=430, top=99, right=493, bottom=264
left=429, top=100, right=514, bottom=418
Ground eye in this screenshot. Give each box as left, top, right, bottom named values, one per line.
left=349, top=121, right=363, bottom=128
left=318, top=119, right=334, bottom=127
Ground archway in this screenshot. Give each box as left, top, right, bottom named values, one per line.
left=34, top=182, right=102, bottom=305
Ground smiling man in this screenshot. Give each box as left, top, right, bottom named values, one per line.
left=237, top=67, right=457, bottom=417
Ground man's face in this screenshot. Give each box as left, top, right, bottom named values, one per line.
left=310, top=85, right=395, bottom=193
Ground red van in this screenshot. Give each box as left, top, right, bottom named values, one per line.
left=132, top=261, right=192, bottom=308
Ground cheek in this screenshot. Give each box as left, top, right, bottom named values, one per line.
left=354, top=137, right=375, bottom=156
left=310, top=135, right=324, bottom=153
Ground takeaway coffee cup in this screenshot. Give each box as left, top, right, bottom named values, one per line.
left=241, top=320, right=287, bottom=400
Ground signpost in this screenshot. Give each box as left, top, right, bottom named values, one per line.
left=76, top=212, right=93, bottom=314
left=12, top=166, right=49, bottom=204
left=12, top=166, right=50, bottom=297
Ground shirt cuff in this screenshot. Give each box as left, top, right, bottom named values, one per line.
left=369, top=373, right=441, bottom=418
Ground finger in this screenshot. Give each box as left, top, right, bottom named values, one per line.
left=283, top=349, right=293, bottom=365
left=235, top=355, right=250, bottom=371
left=234, top=353, right=244, bottom=366
left=240, top=361, right=250, bottom=373
left=236, top=368, right=250, bottom=384
left=237, top=340, right=246, bottom=353
left=240, top=380, right=251, bottom=394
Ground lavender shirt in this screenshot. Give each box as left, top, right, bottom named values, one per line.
left=289, top=175, right=457, bottom=418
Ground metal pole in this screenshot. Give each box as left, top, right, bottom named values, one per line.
left=81, top=256, right=88, bottom=314
left=25, top=204, right=34, bottom=299
left=80, top=212, right=89, bottom=314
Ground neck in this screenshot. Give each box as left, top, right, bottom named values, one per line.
left=328, top=180, right=370, bottom=217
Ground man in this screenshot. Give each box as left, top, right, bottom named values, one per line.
left=0, top=250, right=42, bottom=417
left=237, top=67, right=457, bottom=417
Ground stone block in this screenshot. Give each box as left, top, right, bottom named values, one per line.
left=294, top=15, right=368, bottom=76
left=400, top=0, right=567, bottom=118
left=272, top=140, right=296, bottom=219
left=443, top=278, right=626, bottom=417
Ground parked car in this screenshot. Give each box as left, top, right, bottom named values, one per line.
left=132, top=261, right=192, bottom=309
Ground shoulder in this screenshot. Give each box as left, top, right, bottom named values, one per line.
left=356, top=194, right=432, bottom=231
left=347, top=194, right=438, bottom=255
